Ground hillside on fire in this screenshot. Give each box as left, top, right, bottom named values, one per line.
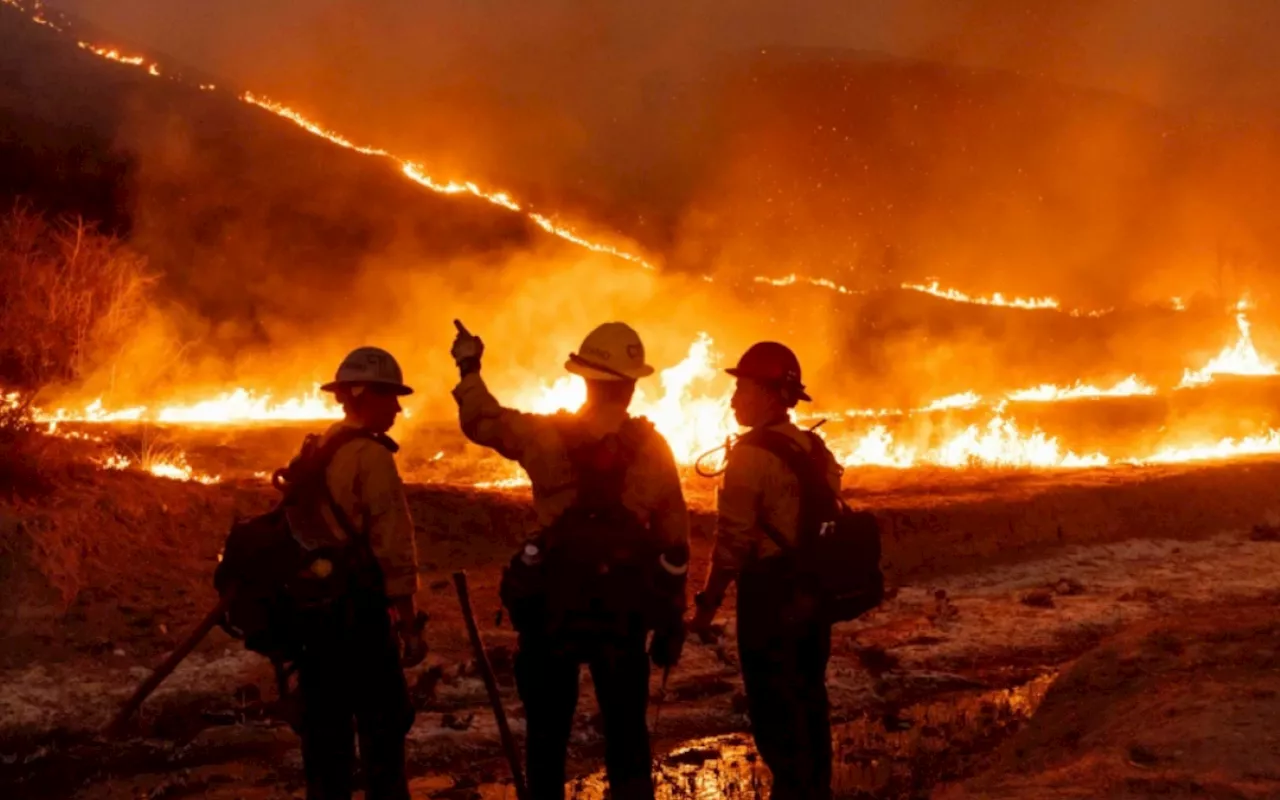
left=6, top=0, right=1280, bottom=798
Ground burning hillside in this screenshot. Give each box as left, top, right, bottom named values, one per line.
left=5, top=0, right=1280, bottom=488
left=11, top=291, right=1280, bottom=489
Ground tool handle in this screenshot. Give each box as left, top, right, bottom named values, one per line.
left=454, top=571, right=529, bottom=800
left=104, top=594, right=233, bottom=736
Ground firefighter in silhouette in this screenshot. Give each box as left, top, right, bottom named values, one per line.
left=451, top=320, right=689, bottom=800
left=689, top=342, right=843, bottom=800
left=295, top=346, right=426, bottom=800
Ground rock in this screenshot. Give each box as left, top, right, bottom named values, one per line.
left=712, top=643, right=736, bottom=666
left=411, top=665, right=445, bottom=707
left=1021, top=590, right=1055, bottom=608
left=234, top=684, right=262, bottom=705
left=881, top=711, right=914, bottom=732
left=854, top=645, right=901, bottom=677
left=928, top=589, right=959, bottom=624
left=1127, top=742, right=1160, bottom=767
left=440, top=712, right=474, bottom=731
left=671, top=678, right=735, bottom=701
left=1054, top=577, right=1086, bottom=596
left=1251, top=524, right=1280, bottom=542
left=1118, top=587, right=1170, bottom=603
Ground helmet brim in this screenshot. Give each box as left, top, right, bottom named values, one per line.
left=725, top=368, right=811, bottom=402
left=565, top=356, right=653, bottom=382
left=320, top=380, right=414, bottom=396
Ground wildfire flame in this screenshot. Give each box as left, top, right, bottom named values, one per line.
left=513, top=332, right=735, bottom=465
left=902, top=279, right=1062, bottom=310
left=833, top=415, right=1108, bottom=469
left=473, top=472, right=533, bottom=490
left=1179, top=300, right=1277, bottom=387
left=47, top=5, right=659, bottom=274
left=921, top=392, right=984, bottom=412
left=30, top=385, right=342, bottom=425
left=1142, top=431, right=1280, bottom=464
left=3, top=0, right=60, bottom=29
left=821, top=377, right=1154, bottom=423
left=16, top=6, right=1280, bottom=479
left=753, top=274, right=861, bottom=295
left=1007, top=376, right=1156, bottom=403
left=98, top=452, right=221, bottom=484
left=239, top=93, right=656, bottom=270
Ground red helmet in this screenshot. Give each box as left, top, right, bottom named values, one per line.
left=726, top=342, right=812, bottom=402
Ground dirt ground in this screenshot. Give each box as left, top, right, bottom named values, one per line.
left=6, top=453, right=1280, bottom=798
left=939, top=598, right=1280, bottom=799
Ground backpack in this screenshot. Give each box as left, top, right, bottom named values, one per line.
left=213, top=427, right=388, bottom=663
left=500, top=416, right=670, bottom=643
left=738, top=427, right=885, bottom=623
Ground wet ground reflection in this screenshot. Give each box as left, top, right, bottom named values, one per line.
left=420, top=673, right=1054, bottom=799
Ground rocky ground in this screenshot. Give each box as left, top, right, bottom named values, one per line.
left=5, top=449, right=1280, bottom=798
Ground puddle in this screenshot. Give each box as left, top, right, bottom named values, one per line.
left=418, top=673, right=1055, bottom=799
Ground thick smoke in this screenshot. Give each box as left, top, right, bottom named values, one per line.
left=37, top=0, right=1280, bottom=414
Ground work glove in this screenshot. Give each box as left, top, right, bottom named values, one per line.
left=451, top=320, right=484, bottom=377
left=650, top=617, right=686, bottom=669
left=399, top=610, right=430, bottom=668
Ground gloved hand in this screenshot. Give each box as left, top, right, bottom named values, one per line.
left=689, top=592, right=720, bottom=644
left=451, top=320, right=484, bottom=377
left=650, top=618, right=686, bottom=668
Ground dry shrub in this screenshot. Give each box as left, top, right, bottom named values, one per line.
left=0, top=203, right=155, bottom=392
left=0, top=392, right=54, bottom=499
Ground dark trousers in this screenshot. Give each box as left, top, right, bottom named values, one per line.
left=515, top=632, right=654, bottom=800
left=296, top=595, right=414, bottom=800
left=737, top=560, right=834, bottom=800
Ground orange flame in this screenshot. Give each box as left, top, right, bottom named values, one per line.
left=831, top=414, right=1109, bottom=469
left=752, top=274, right=860, bottom=295
left=98, top=451, right=221, bottom=484
left=512, top=332, right=735, bottom=465
left=240, top=93, right=656, bottom=270
left=902, top=279, right=1062, bottom=310
left=76, top=41, right=145, bottom=65
left=30, top=385, right=341, bottom=425
left=21, top=8, right=1280, bottom=478
left=1179, top=300, right=1277, bottom=387
left=1140, top=431, right=1280, bottom=464
left=1007, top=376, right=1156, bottom=403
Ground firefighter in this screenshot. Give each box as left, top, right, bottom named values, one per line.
left=450, top=320, right=689, bottom=800
left=297, top=346, right=426, bottom=800
left=689, top=342, right=842, bottom=800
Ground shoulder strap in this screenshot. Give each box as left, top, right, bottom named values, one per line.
left=619, top=415, right=659, bottom=458
left=736, top=428, right=838, bottom=553
left=312, top=427, right=395, bottom=544
left=556, top=415, right=651, bottom=508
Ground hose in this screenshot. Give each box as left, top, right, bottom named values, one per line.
left=694, top=436, right=736, bottom=478
left=694, top=418, right=828, bottom=479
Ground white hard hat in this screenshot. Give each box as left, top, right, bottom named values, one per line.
left=565, top=322, right=655, bottom=382
left=321, top=347, right=413, bottom=395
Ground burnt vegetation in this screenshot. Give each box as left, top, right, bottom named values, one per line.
left=0, top=204, right=155, bottom=497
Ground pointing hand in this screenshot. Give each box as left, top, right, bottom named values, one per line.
left=451, top=319, right=484, bottom=375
